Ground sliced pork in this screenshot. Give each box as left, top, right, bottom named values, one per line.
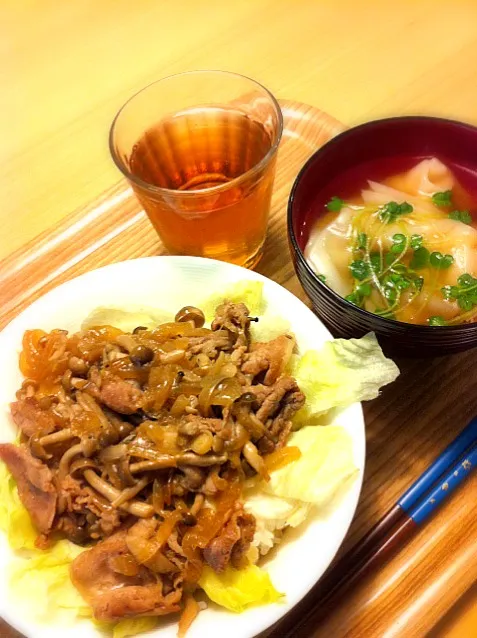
left=10, top=397, right=56, bottom=438
left=242, top=334, right=295, bottom=385
left=98, top=373, right=143, bottom=414
left=71, top=530, right=182, bottom=621
left=0, top=443, right=57, bottom=533
left=203, top=508, right=256, bottom=573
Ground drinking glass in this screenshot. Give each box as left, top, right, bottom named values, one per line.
left=109, top=70, right=283, bottom=268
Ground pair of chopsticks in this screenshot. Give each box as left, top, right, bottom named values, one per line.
left=275, top=417, right=477, bottom=638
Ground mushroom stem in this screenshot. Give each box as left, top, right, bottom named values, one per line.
left=111, top=476, right=151, bottom=508
left=128, top=452, right=227, bottom=474
left=130, top=459, right=177, bottom=474
left=83, top=469, right=154, bottom=518
left=243, top=441, right=269, bottom=481
left=178, top=453, right=227, bottom=467
left=58, top=443, right=85, bottom=482
left=39, top=428, right=75, bottom=446
left=190, top=493, right=205, bottom=516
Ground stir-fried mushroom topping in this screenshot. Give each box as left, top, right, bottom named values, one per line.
left=3, top=302, right=305, bottom=630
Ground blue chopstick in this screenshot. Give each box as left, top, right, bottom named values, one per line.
left=411, top=444, right=476, bottom=524
left=399, top=416, right=477, bottom=513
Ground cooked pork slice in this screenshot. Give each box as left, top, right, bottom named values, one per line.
left=71, top=529, right=182, bottom=621
left=178, top=415, right=223, bottom=437
left=186, top=331, right=232, bottom=358
left=10, top=397, right=56, bottom=438
left=203, top=508, right=256, bottom=573
left=255, top=376, right=305, bottom=423
left=250, top=376, right=305, bottom=453
left=0, top=443, right=57, bottom=533
left=242, top=334, right=295, bottom=385
left=98, top=373, right=143, bottom=414
left=60, top=475, right=123, bottom=539
left=94, top=583, right=181, bottom=621
left=211, top=302, right=251, bottom=347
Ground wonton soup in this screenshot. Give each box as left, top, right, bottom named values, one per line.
left=305, top=158, right=477, bottom=326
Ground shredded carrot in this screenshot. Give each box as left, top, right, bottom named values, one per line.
left=264, top=446, right=301, bottom=473
left=178, top=595, right=200, bottom=637
left=155, top=510, right=183, bottom=547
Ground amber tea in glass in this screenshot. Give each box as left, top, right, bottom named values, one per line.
left=110, top=71, right=283, bottom=268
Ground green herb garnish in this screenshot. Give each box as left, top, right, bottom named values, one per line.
left=379, top=201, right=413, bottom=224
left=441, top=274, right=477, bottom=311
left=317, top=274, right=326, bottom=283
left=369, top=253, right=383, bottom=273
left=326, top=196, right=344, bottom=212
left=410, top=234, right=423, bottom=249
left=390, top=233, right=407, bottom=254
left=348, top=244, right=423, bottom=313
left=349, top=259, right=370, bottom=280
left=356, top=282, right=372, bottom=296
left=356, top=232, right=368, bottom=250
left=345, top=281, right=372, bottom=307
left=432, top=190, right=452, bottom=207
left=448, top=210, right=472, bottom=224
left=428, top=316, right=448, bottom=326
left=410, top=246, right=430, bottom=270
left=429, top=251, right=454, bottom=269
left=343, top=197, right=462, bottom=320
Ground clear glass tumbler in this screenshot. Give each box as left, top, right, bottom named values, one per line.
left=109, top=70, right=283, bottom=268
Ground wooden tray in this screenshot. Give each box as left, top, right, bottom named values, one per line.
left=0, top=101, right=475, bottom=638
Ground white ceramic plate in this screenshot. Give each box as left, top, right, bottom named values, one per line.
left=0, top=256, right=365, bottom=638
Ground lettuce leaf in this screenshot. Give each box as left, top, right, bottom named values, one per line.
left=81, top=306, right=170, bottom=332
left=293, top=332, right=399, bottom=420
left=244, top=425, right=357, bottom=554
left=199, top=564, right=282, bottom=612
left=9, top=540, right=89, bottom=623
left=250, top=314, right=291, bottom=343
left=203, top=280, right=265, bottom=323
left=0, top=462, right=37, bottom=550
left=245, top=489, right=311, bottom=528
left=0, top=462, right=88, bottom=622
left=266, top=426, right=357, bottom=505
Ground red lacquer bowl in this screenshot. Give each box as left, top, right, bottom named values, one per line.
left=287, top=116, right=477, bottom=356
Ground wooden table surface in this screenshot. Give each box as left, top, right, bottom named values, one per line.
left=1, top=1, right=477, bottom=636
